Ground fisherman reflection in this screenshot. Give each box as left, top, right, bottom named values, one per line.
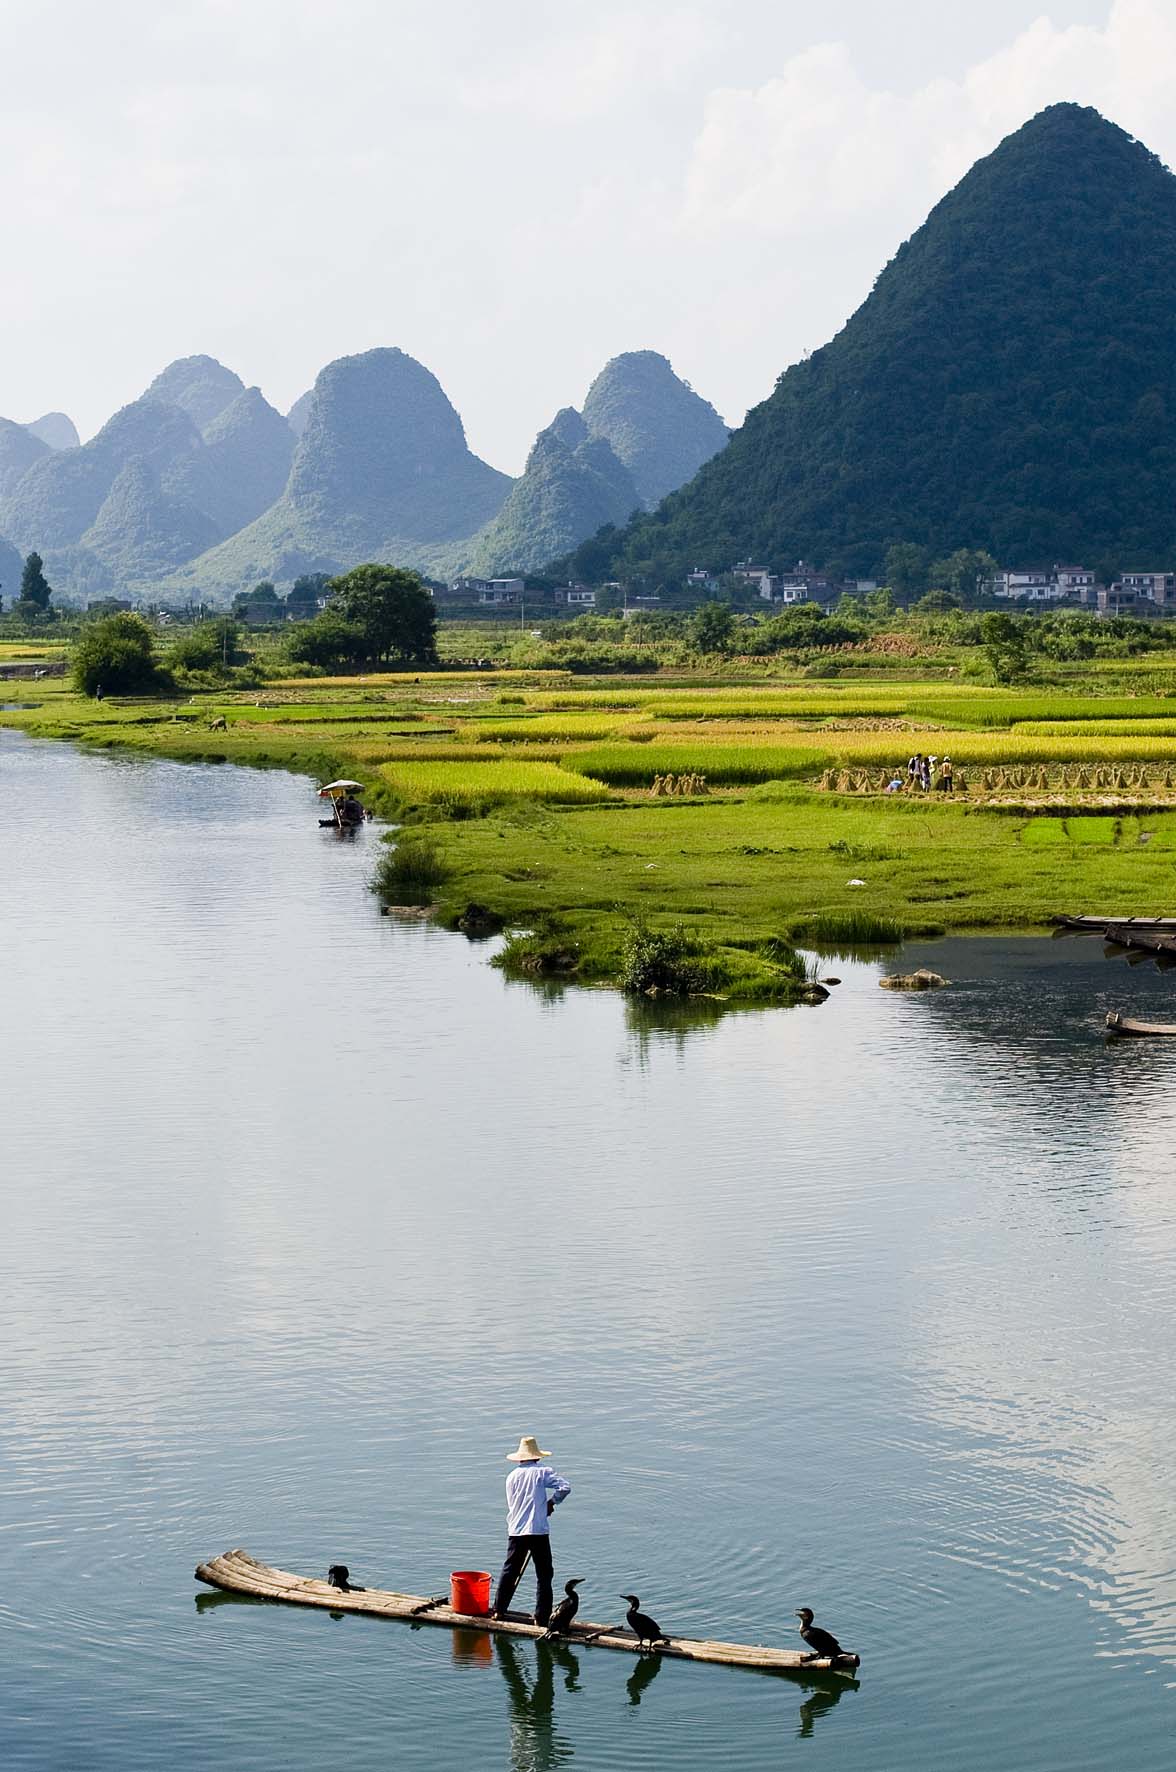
left=796, top=1677, right=849, bottom=1738
left=494, top=1634, right=578, bottom=1772
left=625, top=1650, right=662, bottom=1706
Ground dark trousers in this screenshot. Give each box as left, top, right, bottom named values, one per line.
left=493, top=1534, right=553, bottom=1623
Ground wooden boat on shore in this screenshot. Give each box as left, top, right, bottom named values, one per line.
left=1057, top=916, right=1176, bottom=935
left=195, top=1549, right=860, bottom=1676
left=1056, top=916, right=1176, bottom=966
left=1106, top=1011, right=1176, bottom=1037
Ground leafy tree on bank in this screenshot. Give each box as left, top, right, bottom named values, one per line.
left=979, top=610, right=1029, bottom=683
left=285, top=608, right=365, bottom=669
left=71, top=613, right=173, bottom=697
left=17, top=551, right=53, bottom=615
left=689, top=600, right=737, bottom=653
left=330, top=564, right=438, bottom=664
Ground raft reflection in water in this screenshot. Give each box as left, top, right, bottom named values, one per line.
left=494, top=1635, right=578, bottom=1772
left=484, top=1628, right=858, bottom=1765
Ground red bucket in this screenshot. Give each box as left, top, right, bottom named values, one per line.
left=450, top=1570, right=491, bottom=1616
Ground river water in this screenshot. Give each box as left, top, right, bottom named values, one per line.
left=2, top=732, right=1175, bottom=1771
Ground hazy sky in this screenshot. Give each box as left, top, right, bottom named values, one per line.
left=5, top=0, right=1175, bottom=471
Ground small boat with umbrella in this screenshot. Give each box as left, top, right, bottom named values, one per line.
left=318, top=779, right=368, bottom=830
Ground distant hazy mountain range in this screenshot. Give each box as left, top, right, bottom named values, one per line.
left=0, top=347, right=727, bottom=603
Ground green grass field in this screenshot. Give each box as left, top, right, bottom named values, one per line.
left=10, top=659, right=1176, bottom=997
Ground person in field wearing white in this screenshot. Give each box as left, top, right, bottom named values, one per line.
left=490, top=1435, right=571, bottom=1625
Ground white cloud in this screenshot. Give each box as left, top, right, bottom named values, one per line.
left=4, top=3, right=1176, bottom=469
left=681, top=2, right=1176, bottom=240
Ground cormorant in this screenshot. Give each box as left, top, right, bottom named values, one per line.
left=621, top=1594, right=668, bottom=1651
left=542, top=1578, right=584, bottom=1639
left=795, top=1608, right=845, bottom=1663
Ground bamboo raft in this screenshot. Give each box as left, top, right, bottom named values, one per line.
left=1106, top=1011, right=1176, bottom=1037
left=194, top=1550, right=860, bottom=1675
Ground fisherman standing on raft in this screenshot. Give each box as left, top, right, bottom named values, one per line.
left=490, top=1435, right=570, bottom=1625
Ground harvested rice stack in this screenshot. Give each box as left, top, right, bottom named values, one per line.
left=648, top=772, right=708, bottom=797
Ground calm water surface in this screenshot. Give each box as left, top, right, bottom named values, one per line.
left=2, top=732, right=1175, bottom=1771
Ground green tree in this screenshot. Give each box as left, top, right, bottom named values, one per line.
left=689, top=600, right=736, bottom=653
left=285, top=609, right=365, bottom=669
left=979, top=610, right=1028, bottom=683
left=861, top=585, right=896, bottom=620
left=883, top=543, right=929, bottom=603
left=232, top=580, right=283, bottom=617
left=928, top=547, right=998, bottom=603
left=330, top=564, right=438, bottom=664
left=71, top=613, right=172, bottom=697
left=286, top=573, right=331, bottom=618
left=170, top=617, right=245, bottom=672
left=17, top=551, right=53, bottom=613
left=914, top=587, right=963, bottom=613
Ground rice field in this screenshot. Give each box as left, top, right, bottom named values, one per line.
left=15, top=658, right=1176, bottom=949
left=377, top=758, right=610, bottom=806
left=564, top=743, right=819, bottom=784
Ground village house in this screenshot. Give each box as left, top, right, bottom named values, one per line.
left=447, top=576, right=525, bottom=606
left=556, top=583, right=597, bottom=609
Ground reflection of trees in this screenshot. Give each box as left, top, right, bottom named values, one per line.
left=494, top=1635, right=578, bottom=1772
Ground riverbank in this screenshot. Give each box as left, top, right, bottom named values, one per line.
left=9, top=665, right=1176, bottom=1000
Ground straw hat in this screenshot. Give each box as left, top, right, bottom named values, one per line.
left=507, top=1434, right=550, bottom=1462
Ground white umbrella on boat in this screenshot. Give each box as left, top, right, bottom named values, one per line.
left=318, top=779, right=365, bottom=797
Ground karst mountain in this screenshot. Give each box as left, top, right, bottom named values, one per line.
left=569, top=104, right=1176, bottom=582
left=0, top=340, right=730, bottom=599
left=0, top=355, right=294, bottom=598
left=468, top=352, right=728, bottom=576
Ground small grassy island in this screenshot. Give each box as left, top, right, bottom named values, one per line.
left=10, top=616, right=1176, bottom=1006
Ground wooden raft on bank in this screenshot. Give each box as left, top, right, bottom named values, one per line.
left=194, top=1550, right=860, bottom=1675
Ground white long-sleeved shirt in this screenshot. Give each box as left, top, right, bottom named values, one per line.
left=505, top=1462, right=570, bottom=1537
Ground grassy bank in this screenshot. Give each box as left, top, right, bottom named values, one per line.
left=9, top=661, right=1176, bottom=1001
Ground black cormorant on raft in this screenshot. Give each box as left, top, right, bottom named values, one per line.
left=795, top=1608, right=852, bottom=1666
left=542, top=1579, right=583, bottom=1640
left=621, top=1593, right=668, bottom=1652
left=194, top=1550, right=861, bottom=1675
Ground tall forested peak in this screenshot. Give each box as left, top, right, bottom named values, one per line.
left=91, top=396, right=204, bottom=467
left=547, top=406, right=589, bottom=449
left=467, top=406, right=639, bottom=576
left=578, top=104, right=1176, bottom=579
left=143, top=355, right=245, bottom=432
left=285, top=346, right=510, bottom=538
left=0, top=395, right=205, bottom=551
left=24, top=411, right=79, bottom=450
left=203, top=385, right=293, bottom=452
left=161, top=346, right=515, bottom=599
left=0, top=417, right=50, bottom=499
left=164, top=386, right=295, bottom=537
left=83, top=458, right=221, bottom=577
left=580, top=350, right=729, bottom=507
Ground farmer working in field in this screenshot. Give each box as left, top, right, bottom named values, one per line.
left=490, top=1435, right=571, bottom=1625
